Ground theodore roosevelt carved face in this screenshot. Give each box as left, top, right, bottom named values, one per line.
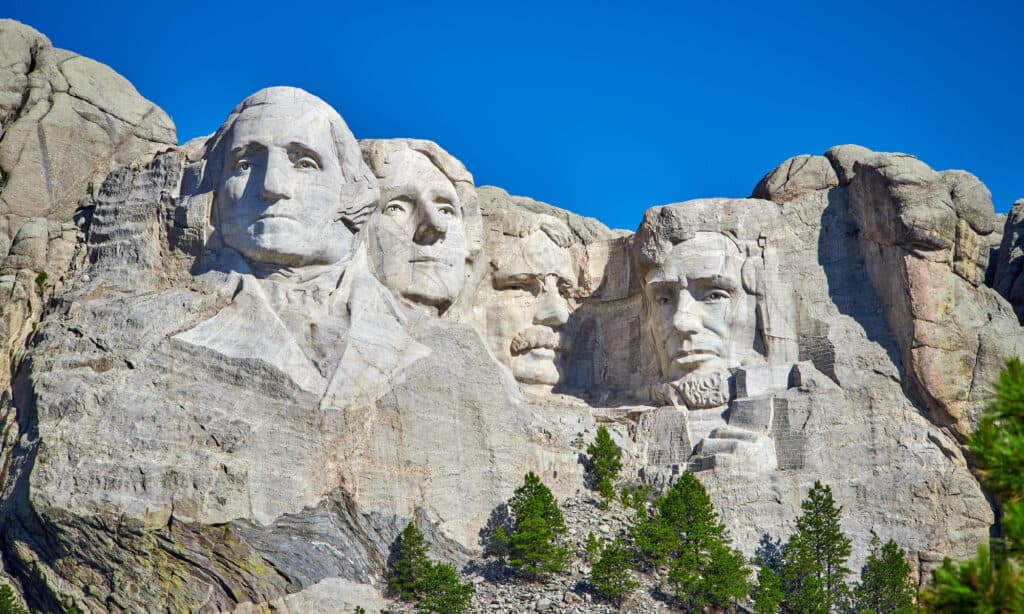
left=643, top=231, right=758, bottom=382
left=482, top=213, right=576, bottom=387
left=363, top=142, right=473, bottom=313
left=211, top=87, right=374, bottom=271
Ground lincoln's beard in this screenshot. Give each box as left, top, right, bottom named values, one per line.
left=657, top=367, right=731, bottom=409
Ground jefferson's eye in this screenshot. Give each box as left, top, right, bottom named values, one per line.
left=384, top=202, right=407, bottom=216
left=438, top=205, right=456, bottom=217
left=295, top=157, right=320, bottom=170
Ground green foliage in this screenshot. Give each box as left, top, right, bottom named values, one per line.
left=354, top=607, right=366, bottom=614
left=34, top=270, right=48, bottom=293
left=781, top=481, right=852, bottom=613
left=968, top=357, right=1024, bottom=557
left=585, top=531, right=601, bottom=563
left=853, top=535, right=916, bottom=614
left=488, top=527, right=509, bottom=564
left=391, top=522, right=431, bottom=600
left=630, top=472, right=748, bottom=610
left=506, top=472, right=569, bottom=578
left=587, top=426, right=623, bottom=506
left=619, top=484, right=649, bottom=513
left=389, top=521, right=473, bottom=613
left=920, top=358, right=1024, bottom=611
left=0, top=585, right=28, bottom=614
left=751, top=563, right=784, bottom=614
left=920, top=544, right=1023, bottom=613
left=416, top=562, right=474, bottom=614
left=588, top=537, right=639, bottom=605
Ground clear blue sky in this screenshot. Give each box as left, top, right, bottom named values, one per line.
left=7, top=0, right=1022, bottom=230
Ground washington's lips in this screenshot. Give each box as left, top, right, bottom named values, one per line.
left=510, top=326, right=564, bottom=356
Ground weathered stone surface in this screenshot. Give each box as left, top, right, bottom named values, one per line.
left=0, top=23, right=1019, bottom=612
left=993, top=199, right=1024, bottom=320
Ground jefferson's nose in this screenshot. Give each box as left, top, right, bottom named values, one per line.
left=260, top=157, right=292, bottom=201
left=672, top=291, right=702, bottom=337
left=413, top=204, right=447, bottom=245
left=534, top=277, right=570, bottom=328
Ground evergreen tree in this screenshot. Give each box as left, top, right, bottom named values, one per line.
left=751, top=563, right=784, bottom=614
left=853, top=535, right=916, bottom=614
left=920, top=359, right=1024, bottom=612
left=630, top=471, right=748, bottom=610
left=585, top=531, right=601, bottom=563
left=587, top=426, right=623, bottom=505
left=391, top=522, right=431, bottom=600
left=506, top=472, right=569, bottom=578
left=588, top=537, right=639, bottom=605
left=417, top=562, right=474, bottom=614
left=0, top=585, right=27, bottom=614
left=781, top=481, right=852, bottom=613
left=919, top=544, right=1022, bottom=613
left=389, top=521, right=474, bottom=613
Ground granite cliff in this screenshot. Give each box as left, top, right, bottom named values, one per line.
left=0, top=19, right=1021, bottom=613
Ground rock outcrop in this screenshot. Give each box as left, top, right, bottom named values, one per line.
left=0, top=19, right=176, bottom=391
left=0, top=21, right=1020, bottom=614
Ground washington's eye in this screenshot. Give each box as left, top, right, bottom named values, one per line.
left=705, top=289, right=731, bottom=302
left=295, top=157, right=320, bottom=170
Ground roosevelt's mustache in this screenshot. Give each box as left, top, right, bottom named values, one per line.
left=509, top=326, right=565, bottom=355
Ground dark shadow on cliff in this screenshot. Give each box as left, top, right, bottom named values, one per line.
left=816, top=187, right=904, bottom=380
left=1, top=354, right=63, bottom=613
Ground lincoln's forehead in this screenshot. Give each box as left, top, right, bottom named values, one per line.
left=652, top=232, right=744, bottom=282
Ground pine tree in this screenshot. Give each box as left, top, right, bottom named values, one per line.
left=630, top=471, right=748, bottom=610
left=587, top=426, right=623, bottom=505
left=389, top=521, right=474, bottom=612
left=920, top=358, right=1024, bottom=611
left=588, top=537, right=639, bottom=605
left=390, top=522, right=431, bottom=600
left=853, top=535, right=916, bottom=614
left=0, top=585, right=27, bottom=614
left=417, top=562, right=474, bottom=614
left=781, top=481, right=852, bottom=613
left=506, top=472, right=569, bottom=578
left=751, top=563, right=784, bottom=614
left=585, top=531, right=601, bottom=563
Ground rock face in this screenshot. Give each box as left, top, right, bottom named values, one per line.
left=0, top=19, right=176, bottom=392
left=0, top=22, right=1020, bottom=614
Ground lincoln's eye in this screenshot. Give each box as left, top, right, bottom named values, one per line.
left=656, top=291, right=673, bottom=306
left=235, top=159, right=251, bottom=172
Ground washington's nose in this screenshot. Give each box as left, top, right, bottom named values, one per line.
left=413, top=204, right=447, bottom=245
left=672, top=292, right=702, bottom=337
left=534, top=277, right=570, bottom=328
left=260, top=164, right=292, bottom=201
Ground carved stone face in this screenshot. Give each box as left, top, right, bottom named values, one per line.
left=643, top=231, right=756, bottom=380
left=484, top=228, right=575, bottom=386
left=216, top=103, right=351, bottom=268
left=367, top=149, right=468, bottom=311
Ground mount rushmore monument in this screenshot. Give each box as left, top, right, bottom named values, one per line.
left=1, top=18, right=1023, bottom=612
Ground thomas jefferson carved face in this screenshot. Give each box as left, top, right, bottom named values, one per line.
left=643, top=231, right=757, bottom=380
left=367, top=149, right=469, bottom=311
left=216, top=100, right=353, bottom=268
left=483, top=219, right=575, bottom=386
